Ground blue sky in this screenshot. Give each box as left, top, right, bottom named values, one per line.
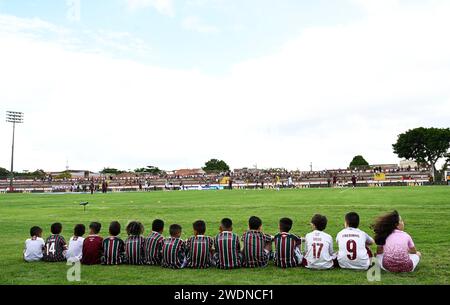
left=0, top=0, right=365, bottom=74
left=0, top=0, right=449, bottom=172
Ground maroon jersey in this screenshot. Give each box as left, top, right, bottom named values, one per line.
left=43, top=234, right=67, bottom=262
left=81, top=235, right=103, bottom=265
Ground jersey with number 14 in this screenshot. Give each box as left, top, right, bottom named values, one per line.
left=43, top=234, right=67, bottom=262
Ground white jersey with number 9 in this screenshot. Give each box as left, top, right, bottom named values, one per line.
left=336, top=227, right=374, bottom=270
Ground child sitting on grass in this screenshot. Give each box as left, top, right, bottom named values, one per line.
left=24, top=226, right=45, bottom=262
left=214, top=218, right=242, bottom=269
left=81, top=222, right=103, bottom=265
left=66, top=224, right=86, bottom=262
left=43, top=223, right=67, bottom=262
left=241, top=216, right=273, bottom=268
left=186, top=220, right=214, bottom=269
left=144, top=219, right=165, bottom=265
left=304, top=214, right=336, bottom=270
left=273, top=217, right=302, bottom=268
left=336, top=212, right=374, bottom=270
left=102, top=221, right=125, bottom=265
left=124, top=221, right=145, bottom=265
left=372, top=210, right=421, bottom=273
left=162, top=224, right=187, bottom=269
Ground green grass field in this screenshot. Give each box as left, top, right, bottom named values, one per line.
left=0, top=187, right=449, bottom=285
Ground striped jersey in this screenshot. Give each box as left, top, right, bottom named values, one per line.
left=186, top=235, right=214, bottom=269
left=273, top=232, right=301, bottom=268
left=241, top=230, right=273, bottom=267
left=124, top=235, right=145, bottom=265
left=161, top=237, right=186, bottom=269
left=102, top=236, right=125, bottom=265
left=214, top=231, right=241, bottom=269
left=43, top=234, right=67, bottom=262
left=144, top=231, right=164, bottom=265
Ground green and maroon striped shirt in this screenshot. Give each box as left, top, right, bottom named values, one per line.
left=144, top=231, right=164, bottom=265
left=214, top=231, right=241, bottom=269
left=241, top=230, right=273, bottom=267
left=161, top=237, right=186, bottom=269
left=186, top=235, right=214, bottom=269
left=43, top=234, right=67, bottom=262
left=273, top=232, right=301, bottom=268
left=124, top=235, right=145, bottom=265
left=102, top=236, right=125, bottom=265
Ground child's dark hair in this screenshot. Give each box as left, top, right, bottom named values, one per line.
left=126, top=221, right=144, bottom=236
left=193, top=220, right=206, bottom=234
left=74, top=224, right=85, bottom=237
left=152, top=219, right=164, bottom=232
left=279, top=218, right=292, bottom=232
left=220, top=218, right=232, bottom=230
left=371, top=210, right=400, bottom=246
left=89, top=222, right=101, bottom=234
left=169, top=224, right=182, bottom=237
left=30, top=226, right=42, bottom=237
left=109, top=221, right=121, bottom=236
left=311, top=214, right=327, bottom=231
left=345, top=212, right=360, bottom=228
left=249, top=216, right=262, bottom=230
left=51, top=223, right=62, bottom=234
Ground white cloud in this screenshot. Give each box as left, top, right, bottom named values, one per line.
left=0, top=1, right=449, bottom=172
left=125, top=0, right=174, bottom=17
left=181, top=16, right=219, bottom=33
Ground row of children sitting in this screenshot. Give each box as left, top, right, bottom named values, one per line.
left=23, top=210, right=421, bottom=273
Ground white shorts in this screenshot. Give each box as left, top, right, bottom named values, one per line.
left=377, top=254, right=420, bottom=272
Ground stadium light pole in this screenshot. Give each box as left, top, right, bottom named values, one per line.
left=6, top=111, right=24, bottom=192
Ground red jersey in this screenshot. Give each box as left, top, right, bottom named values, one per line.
left=81, top=235, right=103, bottom=265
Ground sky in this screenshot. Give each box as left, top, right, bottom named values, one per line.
left=0, top=0, right=449, bottom=172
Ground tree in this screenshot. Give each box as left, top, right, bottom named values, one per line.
left=349, top=155, right=369, bottom=170
left=134, top=166, right=163, bottom=175
left=202, top=159, right=230, bottom=172
left=55, top=171, right=72, bottom=179
left=0, top=167, right=10, bottom=179
left=100, top=168, right=125, bottom=175
left=393, top=127, right=450, bottom=180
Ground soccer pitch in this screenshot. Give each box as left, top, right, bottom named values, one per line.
left=0, top=187, right=449, bottom=285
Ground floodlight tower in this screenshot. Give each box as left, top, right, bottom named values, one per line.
left=6, top=111, right=24, bottom=192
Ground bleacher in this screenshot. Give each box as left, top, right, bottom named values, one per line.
left=0, top=167, right=434, bottom=193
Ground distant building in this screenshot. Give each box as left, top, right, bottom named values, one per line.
left=173, top=169, right=206, bottom=177
left=48, top=170, right=100, bottom=179
left=399, top=160, right=418, bottom=169
left=370, top=164, right=398, bottom=170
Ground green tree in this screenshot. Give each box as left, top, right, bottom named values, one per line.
left=0, top=167, right=10, bottom=179
left=393, top=127, right=450, bottom=180
left=55, top=171, right=72, bottom=179
left=134, top=166, right=163, bottom=175
left=349, top=155, right=369, bottom=169
left=202, top=159, right=230, bottom=172
left=100, top=168, right=125, bottom=175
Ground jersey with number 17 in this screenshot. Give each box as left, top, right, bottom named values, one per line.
left=304, top=230, right=334, bottom=269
